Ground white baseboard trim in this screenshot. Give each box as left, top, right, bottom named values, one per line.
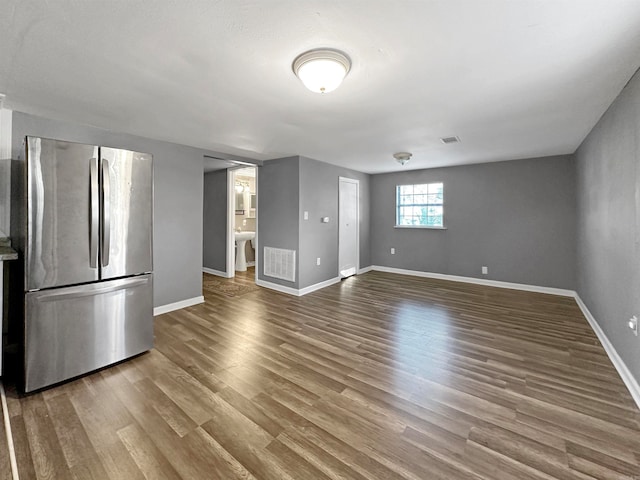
left=299, top=277, right=341, bottom=296
left=203, top=267, right=231, bottom=278
left=574, top=294, right=640, bottom=410
left=154, top=296, right=204, bottom=316
left=256, top=279, right=299, bottom=296
left=369, top=265, right=575, bottom=297
left=0, top=381, right=19, bottom=480
left=358, top=265, right=373, bottom=275
left=256, top=277, right=341, bottom=297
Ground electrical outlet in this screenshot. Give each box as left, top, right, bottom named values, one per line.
left=390, top=248, right=395, bottom=255
left=242, top=219, right=247, bottom=226
left=481, top=266, right=488, bottom=275
left=304, top=211, right=309, bottom=220
left=629, top=315, right=638, bottom=336
left=316, top=257, right=321, bottom=266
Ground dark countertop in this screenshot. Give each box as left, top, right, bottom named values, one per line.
left=0, top=245, right=18, bottom=261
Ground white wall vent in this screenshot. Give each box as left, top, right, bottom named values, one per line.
left=264, top=247, right=296, bottom=282
left=440, top=136, right=460, bottom=144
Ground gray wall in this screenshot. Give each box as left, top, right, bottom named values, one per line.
left=0, top=158, right=8, bottom=238
left=0, top=110, right=10, bottom=238
left=299, top=156, right=371, bottom=289
left=257, top=157, right=300, bottom=288
left=11, top=111, right=210, bottom=308
left=371, top=155, right=576, bottom=289
left=257, top=155, right=372, bottom=290
left=203, top=170, right=228, bottom=273
left=575, top=68, right=640, bottom=382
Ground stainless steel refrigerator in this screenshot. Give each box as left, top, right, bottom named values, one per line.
left=12, top=136, right=154, bottom=392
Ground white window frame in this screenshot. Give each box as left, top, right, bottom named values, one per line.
left=394, top=182, right=447, bottom=229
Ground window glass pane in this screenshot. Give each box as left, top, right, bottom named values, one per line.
left=428, top=182, right=443, bottom=194
left=396, top=182, right=444, bottom=227
left=413, top=194, right=425, bottom=205
left=400, top=194, right=413, bottom=205
left=426, top=215, right=443, bottom=227
left=400, top=206, right=412, bottom=219
left=426, top=194, right=441, bottom=205
left=414, top=184, right=429, bottom=194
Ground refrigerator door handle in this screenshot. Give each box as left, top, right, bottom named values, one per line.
left=30, top=276, right=150, bottom=301
left=89, top=157, right=99, bottom=268
left=102, top=158, right=111, bottom=267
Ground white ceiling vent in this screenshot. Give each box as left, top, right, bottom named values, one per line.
left=264, top=247, right=296, bottom=282
left=440, top=136, right=460, bottom=144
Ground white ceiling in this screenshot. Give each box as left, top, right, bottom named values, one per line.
left=1, top=1, right=640, bottom=174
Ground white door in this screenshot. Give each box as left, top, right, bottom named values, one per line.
left=338, top=177, right=359, bottom=278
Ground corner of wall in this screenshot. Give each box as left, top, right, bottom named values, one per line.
left=257, top=156, right=301, bottom=289
left=0, top=108, right=12, bottom=238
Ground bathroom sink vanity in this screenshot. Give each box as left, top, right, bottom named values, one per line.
left=235, top=231, right=255, bottom=272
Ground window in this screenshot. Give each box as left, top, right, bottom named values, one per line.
left=396, top=182, right=444, bottom=228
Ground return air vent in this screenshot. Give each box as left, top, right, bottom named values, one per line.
left=440, top=136, right=460, bottom=144
left=264, top=247, right=296, bottom=282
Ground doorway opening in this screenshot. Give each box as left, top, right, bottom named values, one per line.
left=202, top=157, right=259, bottom=298
left=227, top=167, right=258, bottom=283
left=338, top=177, right=359, bottom=279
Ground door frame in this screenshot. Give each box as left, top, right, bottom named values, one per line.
left=338, top=176, right=360, bottom=277
left=225, top=169, right=235, bottom=277
left=226, top=166, right=259, bottom=280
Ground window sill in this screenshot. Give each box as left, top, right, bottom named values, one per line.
left=394, top=225, right=447, bottom=230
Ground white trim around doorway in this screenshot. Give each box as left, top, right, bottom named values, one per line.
left=338, top=176, right=360, bottom=278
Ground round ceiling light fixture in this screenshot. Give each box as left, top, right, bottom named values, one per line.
left=292, top=49, right=351, bottom=94
left=393, top=152, right=412, bottom=166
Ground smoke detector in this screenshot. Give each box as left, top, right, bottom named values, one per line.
left=440, top=136, right=460, bottom=144
left=393, top=152, right=412, bottom=166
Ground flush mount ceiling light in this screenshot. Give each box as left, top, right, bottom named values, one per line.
left=292, top=49, right=351, bottom=94
left=393, top=152, right=412, bottom=166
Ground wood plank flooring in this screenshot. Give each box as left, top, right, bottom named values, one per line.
left=3, top=269, right=640, bottom=479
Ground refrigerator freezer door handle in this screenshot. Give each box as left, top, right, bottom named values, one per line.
left=102, top=158, right=111, bottom=267
left=31, top=276, right=150, bottom=301
left=89, top=157, right=99, bottom=268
